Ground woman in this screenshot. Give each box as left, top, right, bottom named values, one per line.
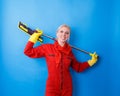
left=24, top=24, right=98, bottom=96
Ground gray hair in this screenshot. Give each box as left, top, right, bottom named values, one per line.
left=56, top=24, right=71, bottom=32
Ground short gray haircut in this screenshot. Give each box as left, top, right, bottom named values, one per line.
left=56, top=24, right=71, bottom=32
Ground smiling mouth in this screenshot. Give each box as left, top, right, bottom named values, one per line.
left=61, top=38, right=66, bottom=40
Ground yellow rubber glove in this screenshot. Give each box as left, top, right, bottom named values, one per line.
left=88, top=52, right=98, bottom=66
left=29, top=29, right=43, bottom=44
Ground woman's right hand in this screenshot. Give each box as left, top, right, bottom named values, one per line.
left=29, top=29, right=43, bottom=43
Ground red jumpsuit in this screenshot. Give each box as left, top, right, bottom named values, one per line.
left=24, top=41, right=90, bottom=96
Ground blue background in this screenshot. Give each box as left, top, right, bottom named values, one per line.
left=0, top=0, right=120, bottom=96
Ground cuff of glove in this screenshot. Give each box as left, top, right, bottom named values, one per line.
left=88, top=60, right=96, bottom=66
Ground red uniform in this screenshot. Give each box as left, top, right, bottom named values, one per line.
left=24, top=41, right=90, bottom=96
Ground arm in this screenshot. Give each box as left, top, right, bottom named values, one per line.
left=71, top=53, right=90, bottom=72
left=24, top=30, right=45, bottom=58
left=71, top=52, right=98, bottom=72
left=24, top=41, right=45, bottom=58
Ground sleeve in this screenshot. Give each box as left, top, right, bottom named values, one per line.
left=71, top=52, right=90, bottom=72
left=24, top=41, right=46, bottom=58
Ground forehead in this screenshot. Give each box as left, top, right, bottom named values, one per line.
left=58, top=26, right=70, bottom=31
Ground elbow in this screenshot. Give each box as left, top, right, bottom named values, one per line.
left=24, top=50, right=27, bottom=55
left=23, top=41, right=34, bottom=57
left=24, top=48, right=35, bottom=58
left=24, top=48, right=30, bottom=56
left=24, top=49, right=28, bottom=56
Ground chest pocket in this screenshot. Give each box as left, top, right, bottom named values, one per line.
left=47, top=53, right=56, bottom=62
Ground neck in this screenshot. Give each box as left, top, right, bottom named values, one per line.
left=57, top=40, right=65, bottom=47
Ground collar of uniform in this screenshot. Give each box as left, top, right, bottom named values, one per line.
left=54, top=41, right=71, bottom=55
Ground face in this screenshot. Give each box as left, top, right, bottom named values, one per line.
left=56, top=26, right=70, bottom=44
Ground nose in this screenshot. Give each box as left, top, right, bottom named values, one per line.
left=62, top=32, right=66, bottom=36
left=63, top=32, right=65, bottom=36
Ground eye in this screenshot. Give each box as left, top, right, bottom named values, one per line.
left=60, top=30, right=63, bottom=33
left=65, top=31, right=70, bottom=35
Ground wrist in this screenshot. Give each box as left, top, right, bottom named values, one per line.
left=88, top=60, right=93, bottom=66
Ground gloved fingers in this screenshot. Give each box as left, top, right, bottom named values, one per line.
left=36, top=29, right=43, bottom=35
left=89, top=52, right=96, bottom=57
left=93, top=52, right=98, bottom=58
left=32, top=32, right=42, bottom=37
left=89, top=52, right=98, bottom=58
